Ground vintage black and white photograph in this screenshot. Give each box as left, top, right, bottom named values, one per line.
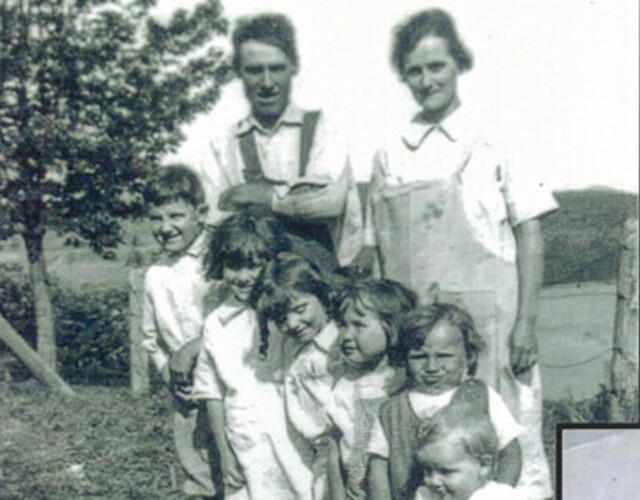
left=0, top=0, right=637, bottom=499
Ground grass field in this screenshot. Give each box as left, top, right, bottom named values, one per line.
left=0, top=377, right=187, bottom=500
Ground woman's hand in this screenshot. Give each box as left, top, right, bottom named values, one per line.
left=350, top=245, right=376, bottom=278
left=509, top=317, right=538, bottom=381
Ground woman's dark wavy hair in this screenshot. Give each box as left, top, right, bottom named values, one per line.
left=391, top=8, right=473, bottom=75
left=398, top=302, right=486, bottom=376
left=336, top=279, right=417, bottom=367
left=250, top=253, right=333, bottom=357
left=205, top=212, right=290, bottom=281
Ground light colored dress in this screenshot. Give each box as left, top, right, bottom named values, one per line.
left=192, top=298, right=314, bottom=500
left=282, top=320, right=343, bottom=500
left=469, top=481, right=530, bottom=500
left=365, top=109, right=558, bottom=499
left=326, top=360, right=400, bottom=500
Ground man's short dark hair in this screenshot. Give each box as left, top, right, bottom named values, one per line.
left=232, top=13, right=298, bottom=73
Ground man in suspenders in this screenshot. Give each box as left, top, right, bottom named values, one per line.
left=204, top=13, right=363, bottom=269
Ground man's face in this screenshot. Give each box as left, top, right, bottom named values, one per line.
left=238, top=40, right=296, bottom=126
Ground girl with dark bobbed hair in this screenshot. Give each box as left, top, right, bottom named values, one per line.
left=355, top=8, right=557, bottom=500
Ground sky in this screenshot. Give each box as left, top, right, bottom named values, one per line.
left=157, top=0, right=639, bottom=192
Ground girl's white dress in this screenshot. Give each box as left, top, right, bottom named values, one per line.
left=192, top=298, right=313, bottom=500
left=326, top=360, right=399, bottom=500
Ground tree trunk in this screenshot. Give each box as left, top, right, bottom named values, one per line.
left=22, top=229, right=57, bottom=369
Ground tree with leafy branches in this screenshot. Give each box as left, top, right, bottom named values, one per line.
left=0, top=0, right=230, bottom=369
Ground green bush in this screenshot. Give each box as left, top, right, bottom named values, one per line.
left=0, top=269, right=130, bottom=386
left=0, top=264, right=37, bottom=347
left=54, top=286, right=130, bottom=386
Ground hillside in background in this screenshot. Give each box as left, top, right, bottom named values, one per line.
left=541, top=188, right=638, bottom=285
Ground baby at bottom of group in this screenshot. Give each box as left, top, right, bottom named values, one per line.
left=414, top=379, right=528, bottom=500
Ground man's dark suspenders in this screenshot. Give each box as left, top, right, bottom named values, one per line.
left=237, top=111, right=336, bottom=257
left=239, top=110, right=322, bottom=183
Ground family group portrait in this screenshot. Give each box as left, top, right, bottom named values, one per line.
left=0, top=0, right=637, bottom=499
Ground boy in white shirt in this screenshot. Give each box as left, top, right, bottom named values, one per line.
left=141, top=165, right=221, bottom=500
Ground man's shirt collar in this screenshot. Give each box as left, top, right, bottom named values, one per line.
left=235, top=103, right=305, bottom=136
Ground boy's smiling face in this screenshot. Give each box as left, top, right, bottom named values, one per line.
left=407, top=321, right=470, bottom=395
left=149, top=200, right=206, bottom=255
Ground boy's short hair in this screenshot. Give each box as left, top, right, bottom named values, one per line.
left=398, top=303, right=486, bottom=375
left=232, top=13, right=298, bottom=72
left=336, top=279, right=417, bottom=367
left=205, top=212, right=290, bottom=280
left=145, top=164, right=205, bottom=208
left=416, top=379, right=498, bottom=462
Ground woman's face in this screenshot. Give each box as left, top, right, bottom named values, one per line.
left=403, top=35, right=460, bottom=121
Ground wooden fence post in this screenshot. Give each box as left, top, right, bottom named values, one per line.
left=129, top=267, right=149, bottom=397
left=609, top=218, right=639, bottom=422
left=0, top=312, right=75, bottom=397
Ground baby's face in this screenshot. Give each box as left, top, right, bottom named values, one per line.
left=417, top=436, right=488, bottom=500
left=278, top=290, right=328, bottom=344
left=407, top=321, right=469, bottom=395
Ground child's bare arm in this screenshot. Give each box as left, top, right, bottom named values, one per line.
left=495, top=438, right=522, bottom=486
left=326, top=435, right=347, bottom=500
left=367, top=456, right=392, bottom=500
left=205, top=399, right=245, bottom=490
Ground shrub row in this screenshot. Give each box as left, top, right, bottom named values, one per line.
left=0, top=265, right=130, bottom=386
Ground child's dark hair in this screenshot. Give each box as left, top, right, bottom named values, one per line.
left=416, top=379, right=498, bottom=463
left=205, top=212, right=290, bottom=281
left=145, top=164, right=205, bottom=208
left=398, top=303, right=486, bottom=375
left=336, top=279, right=417, bottom=367
left=251, top=253, right=333, bottom=357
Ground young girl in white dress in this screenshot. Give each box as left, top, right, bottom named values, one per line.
left=192, top=213, right=314, bottom=500
left=326, top=279, right=417, bottom=500
left=251, top=253, right=344, bottom=500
